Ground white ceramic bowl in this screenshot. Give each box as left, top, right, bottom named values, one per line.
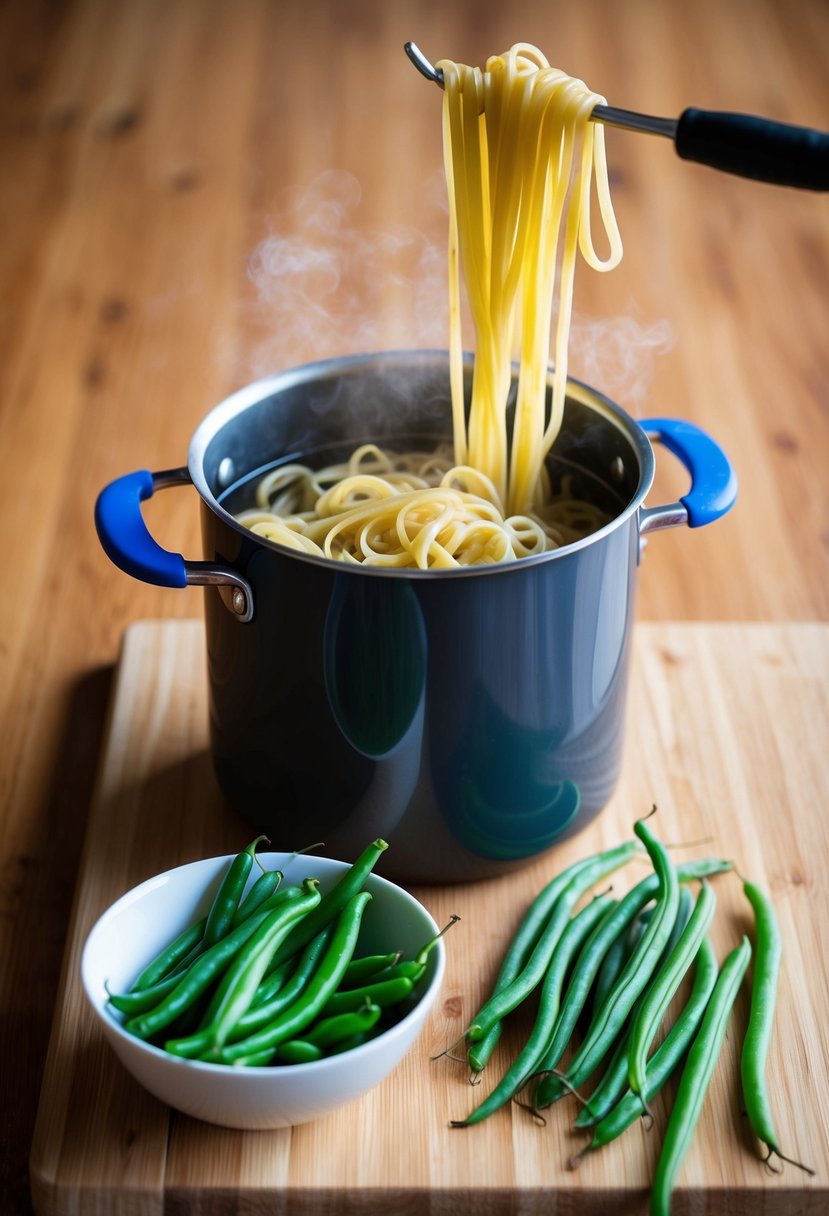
left=81, top=851, right=445, bottom=1129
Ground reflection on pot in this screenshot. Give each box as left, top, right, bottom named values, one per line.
left=453, top=771, right=581, bottom=861
left=322, top=576, right=427, bottom=843
left=324, top=576, right=426, bottom=759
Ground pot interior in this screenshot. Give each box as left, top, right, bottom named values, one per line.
left=191, top=352, right=648, bottom=528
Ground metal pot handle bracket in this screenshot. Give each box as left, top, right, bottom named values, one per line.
left=638, top=417, right=737, bottom=541
left=94, top=468, right=254, bottom=623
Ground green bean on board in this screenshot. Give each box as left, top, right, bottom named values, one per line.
left=465, top=854, right=599, bottom=1073
left=740, top=878, right=814, bottom=1175
left=571, top=935, right=720, bottom=1158
left=572, top=887, right=693, bottom=1130
left=466, top=840, right=642, bottom=1049
left=534, top=815, right=680, bottom=1106
left=628, top=880, right=716, bottom=1112
left=650, top=936, right=752, bottom=1216
left=203, top=835, right=269, bottom=947
left=590, top=919, right=631, bottom=1019
left=453, top=894, right=615, bottom=1128
left=531, top=858, right=729, bottom=1108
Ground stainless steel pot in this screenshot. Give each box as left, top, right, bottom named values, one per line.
left=96, top=351, right=736, bottom=881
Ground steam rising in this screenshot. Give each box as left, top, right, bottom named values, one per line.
left=244, top=169, right=674, bottom=409
left=569, top=312, right=675, bottom=414
left=245, top=170, right=448, bottom=374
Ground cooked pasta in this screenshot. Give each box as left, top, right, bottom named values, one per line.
left=237, top=45, right=622, bottom=567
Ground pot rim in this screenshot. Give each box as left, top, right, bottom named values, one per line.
left=187, top=348, right=656, bottom=578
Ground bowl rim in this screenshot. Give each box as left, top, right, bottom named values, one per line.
left=81, top=850, right=446, bottom=1075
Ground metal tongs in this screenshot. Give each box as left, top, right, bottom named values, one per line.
left=405, top=41, right=829, bottom=191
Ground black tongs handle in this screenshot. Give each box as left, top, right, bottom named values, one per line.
left=403, top=42, right=829, bottom=192
left=674, top=109, right=829, bottom=191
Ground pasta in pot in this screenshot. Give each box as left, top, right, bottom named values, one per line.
left=236, top=44, right=622, bottom=567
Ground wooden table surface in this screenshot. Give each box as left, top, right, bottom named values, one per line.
left=1, top=0, right=827, bottom=1212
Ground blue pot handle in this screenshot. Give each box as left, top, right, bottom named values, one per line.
left=95, top=469, right=189, bottom=587
left=640, top=417, right=737, bottom=531
left=94, top=468, right=254, bottom=621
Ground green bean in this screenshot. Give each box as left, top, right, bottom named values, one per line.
left=108, top=890, right=301, bottom=1016
left=368, top=918, right=458, bottom=989
left=532, top=858, right=729, bottom=1109
left=250, top=956, right=295, bottom=1007
left=340, top=952, right=402, bottom=989
left=740, top=879, right=813, bottom=1174
left=232, top=868, right=283, bottom=926
left=534, top=895, right=655, bottom=1104
left=123, top=884, right=307, bottom=1040
left=233, top=1047, right=278, bottom=1066
left=590, top=923, right=631, bottom=1020
left=127, top=916, right=207, bottom=992
left=327, top=1029, right=378, bottom=1055
left=217, top=890, right=373, bottom=1063
left=534, top=815, right=679, bottom=1104
left=106, top=970, right=188, bottom=1015
left=465, top=855, right=599, bottom=1072
left=230, top=927, right=334, bottom=1038
left=573, top=889, right=691, bottom=1129
left=319, top=974, right=415, bottom=1017
left=628, top=880, right=717, bottom=1108
left=304, top=1003, right=382, bottom=1049
left=575, top=936, right=719, bottom=1154
left=203, top=836, right=269, bottom=947
left=466, top=841, right=641, bottom=1047
left=650, top=936, right=752, bottom=1216
left=273, top=1040, right=323, bottom=1064
left=453, top=894, right=614, bottom=1127
left=266, top=839, right=388, bottom=971
left=195, top=879, right=322, bottom=1057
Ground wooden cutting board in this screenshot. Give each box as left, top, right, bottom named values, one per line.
left=29, top=621, right=829, bottom=1215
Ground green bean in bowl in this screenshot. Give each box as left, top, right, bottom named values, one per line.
left=81, top=839, right=449, bottom=1129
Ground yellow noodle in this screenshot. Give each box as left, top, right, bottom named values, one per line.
left=236, top=45, right=621, bottom=567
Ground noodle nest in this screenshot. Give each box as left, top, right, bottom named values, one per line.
left=237, top=444, right=606, bottom=568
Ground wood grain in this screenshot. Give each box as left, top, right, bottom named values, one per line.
left=29, top=620, right=829, bottom=1216
left=2, top=0, right=828, bottom=1211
